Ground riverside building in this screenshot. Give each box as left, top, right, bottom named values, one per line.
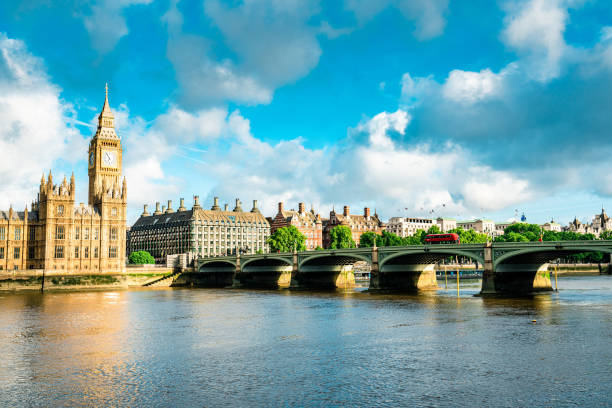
left=129, top=197, right=270, bottom=262
left=0, top=86, right=127, bottom=273
left=387, top=217, right=435, bottom=237
left=270, top=202, right=323, bottom=250
left=323, top=206, right=384, bottom=247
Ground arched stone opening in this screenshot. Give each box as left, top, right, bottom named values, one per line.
left=297, top=255, right=371, bottom=289
left=238, top=258, right=294, bottom=289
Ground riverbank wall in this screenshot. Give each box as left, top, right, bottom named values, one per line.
left=0, top=265, right=175, bottom=291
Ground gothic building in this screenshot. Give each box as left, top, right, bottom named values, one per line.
left=323, top=206, right=384, bottom=248
left=0, top=86, right=127, bottom=272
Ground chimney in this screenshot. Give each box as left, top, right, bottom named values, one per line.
left=251, top=200, right=260, bottom=213
left=278, top=202, right=284, bottom=214
left=298, top=202, right=305, bottom=214
left=178, top=198, right=186, bottom=212
left=233, top=198, right=242, bottom=212
left=343, top=206, right=350, bottom=217
left=193, top=195, right=201, bottom=210
left=165, top=200, right=174, bottom=213
left=224, top=203, right=229, bottom=211
left=162, top=205, right=166, bottom=213
left=142, top=204, right=150, bottom=216
left=211, top=196, right=220, bottom=211
left=154, top=202, right=162, bottom=215
left=364, top=207, right=370, bottom=218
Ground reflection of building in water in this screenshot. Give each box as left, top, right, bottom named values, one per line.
left=0, top=86, right=127, bottom=273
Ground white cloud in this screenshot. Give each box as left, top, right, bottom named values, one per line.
left=345, top=0, right=449, bottom=40
left=0, top=33, right=86, bottom=210
left=442, top=68, right=506, bottom=104
left=501, top=0, right=568, bottom=81
left=83, top=0, right=153, bottom=54
left=356, top=110, right=410, bottom=149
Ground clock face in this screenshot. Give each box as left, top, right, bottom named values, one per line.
left=89, top=151, right=95, bottom=167
left=102, top=150, right=117, bottom=168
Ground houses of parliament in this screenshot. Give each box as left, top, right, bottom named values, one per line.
left=0, top=86, right=127, bottom=273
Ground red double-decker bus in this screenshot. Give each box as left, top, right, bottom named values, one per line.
left=424, top=233, right=460, bottom=244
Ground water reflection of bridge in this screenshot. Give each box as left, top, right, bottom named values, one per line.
left=181, top=241, right=612, bottom=295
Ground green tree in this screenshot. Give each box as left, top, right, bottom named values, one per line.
left=359, top=231, right=378, bottom=247
left=315, top=246, right=324, bottom=251
left=329, top=225, right=356, bottom=249
left=600, top=230, right=612, bottom=240
left=267, top=226, right=306, bottom=252
left=129, top=250, right=155, bottom=264
left=426, top=225, right=442, bottom=235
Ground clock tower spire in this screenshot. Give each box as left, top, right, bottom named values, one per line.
left=88, top=83, right=123, bottom=206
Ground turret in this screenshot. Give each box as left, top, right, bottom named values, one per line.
left=122, top=177, right=127, bottom=200
left=70, top=172, right=75, bottom=195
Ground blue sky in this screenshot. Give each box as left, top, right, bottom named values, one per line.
left=1, top=0, right=612, bottom=225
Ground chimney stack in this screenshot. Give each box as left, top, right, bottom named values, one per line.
left=154, top=202, right=162, bottom=215
left=165, top=200, right=174, bottom=213
left=343, top=206, right=350, bottom=217
left=162, top=205, right=166, bottom=213
left=211, top=196, right=220, bottom=211
left=251, top=200, right=259, bottom=213
left=278, top=202, right=284, bottom=213
left=224, top=203, right=229, bottom=211
left=298, top=202, right=305, bottom=214
left=142, top=204, right=150, bottom=216
left=193, top=195, right=201, bottom=210
left=364, top=207, right=370, bottom=218
left=178, top=198, right=186, bottom=211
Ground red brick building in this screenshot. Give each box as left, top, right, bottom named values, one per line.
left=270, top=202, right=323, bottom=250
left=323, top=206, right=384, bottom=248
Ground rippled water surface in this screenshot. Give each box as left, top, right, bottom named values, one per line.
left=1, top=275, right=612, bottom=407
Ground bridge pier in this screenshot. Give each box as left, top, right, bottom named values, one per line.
left=294, top=265, right=356, bottom=289
left=371, top=264, right=438, bottom=291
left=481, top=263, right=552, bottom=295
left=237, top=266, right=293, bottom=288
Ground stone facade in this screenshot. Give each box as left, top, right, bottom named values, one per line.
left=0, top=86, right=127, bottom=273
left=323, top=206, right=384, bottom=248
left=129, top=196, right=270, bottom=261
left=457, top=219, right=496, bottom=235
left=270, top=202, right=323, bottom=249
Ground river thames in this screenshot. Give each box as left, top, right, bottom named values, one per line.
left=1, top=275, right=612, bottom=407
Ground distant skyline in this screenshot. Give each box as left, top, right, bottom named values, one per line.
left=1, top=0, right=612, bottom=225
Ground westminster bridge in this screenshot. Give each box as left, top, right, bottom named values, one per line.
left=182, top=241, right=612, bottom=295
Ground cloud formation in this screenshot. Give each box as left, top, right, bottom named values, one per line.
left=0, top=33, right=86, bottom=209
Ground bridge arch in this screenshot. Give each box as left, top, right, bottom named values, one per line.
left=379, top=248, right=485, bottom=269
left=494, top=245, right=612, bottom=268
left=197, top=259, right=237, bottom=270
left=298, top=252, right=371, bottom=269
left=241, top=256, right=293, bottom=269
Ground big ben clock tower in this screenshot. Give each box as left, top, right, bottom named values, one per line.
left=88, top=83, right=124, bottom=206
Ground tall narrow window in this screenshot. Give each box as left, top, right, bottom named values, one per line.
left=110, top=227, right=117, bottom=241
left=28, top=246, right=35, bottom=259
left=84, top=247, right=89, bottom=258
left=0, top=227, right=4, bottom=240
left=29, top=226, right=36, bottom=240
left=0, top=247, right=4, bottom=259
left=75, top=227, right=80, bottom=240
left=14, top=227, right=21, bottom=241
left=94, top=228, right=99, bottom=240
left=14, top=247, right=21, bottom=259
left=75, top=246, right=80, bottom=258
left=56, top=226, right=65, bottom=240
left=111, top=207, right=117, bottom=216
left=94, top=247, right=98, bottom=258
left=84, top=227, right=90, bottom=240
left=57, top=205, right=64, bottom=215
left=54, top=246, right=63, bottom=259
left=109, top=246, right=117, bottom=258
